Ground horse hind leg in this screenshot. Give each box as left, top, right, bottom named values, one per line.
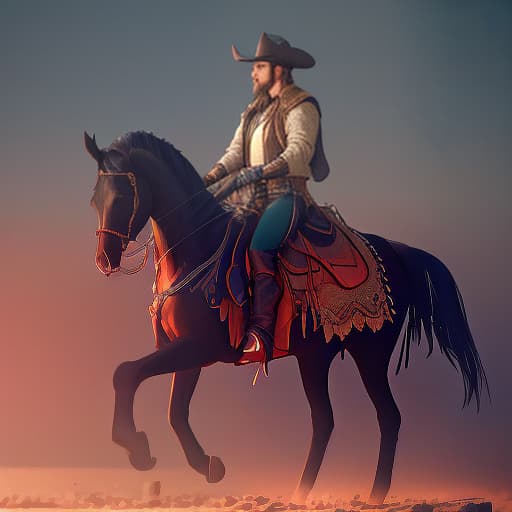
left=366, top=373, right=401, bottom=505
left=293, top=345, right=337, bottom=502
left=168, top=368, right=225, bottom=483
left=348, top=335, right=402, bottom=505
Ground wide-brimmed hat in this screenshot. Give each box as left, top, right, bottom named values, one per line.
left=232, top=32, right=315, bottom=69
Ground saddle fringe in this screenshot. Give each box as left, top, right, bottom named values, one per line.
left=201, top=205, right=395, bottom=361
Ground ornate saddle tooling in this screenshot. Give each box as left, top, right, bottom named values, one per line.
left=198, top=205, right=394, bottom=361
left=284, top=205, right=369, bottom=289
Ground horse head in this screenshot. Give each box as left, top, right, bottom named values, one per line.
left=85, top=132, right=153, bottom=276
left=85, top=130, right=217, bottom=278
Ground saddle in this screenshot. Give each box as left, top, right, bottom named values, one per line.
left=200, top=204, right=394, bottom=361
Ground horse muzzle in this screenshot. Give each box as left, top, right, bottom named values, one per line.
left=95, top=231, right=123, bottom=276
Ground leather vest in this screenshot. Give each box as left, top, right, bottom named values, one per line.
left=241, top=84, right=330, bottom=182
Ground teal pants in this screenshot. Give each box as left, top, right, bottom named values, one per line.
left=250, top=193, right=304, bottom=251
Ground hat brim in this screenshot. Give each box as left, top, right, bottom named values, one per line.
left=231, top=44, right=315, bottom=69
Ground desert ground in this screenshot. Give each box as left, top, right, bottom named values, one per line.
left=1, top=468, right=510, bottom=512
left=0, top=468, right=512, bottom=512
left=0, top=491, right=507, bottom=512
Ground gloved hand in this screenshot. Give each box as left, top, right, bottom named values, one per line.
left=234, top=165, right=264, bottom=189
left=203, top=163, right=228, bottom=188
left=203, top=174, right=217, bottom=187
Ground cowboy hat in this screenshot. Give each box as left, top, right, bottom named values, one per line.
left=232, top=32, right=315, bottom=69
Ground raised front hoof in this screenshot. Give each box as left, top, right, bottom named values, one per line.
left=205, top=455, right=225, bottom=483
left=126, top=431, right=157, bottom=471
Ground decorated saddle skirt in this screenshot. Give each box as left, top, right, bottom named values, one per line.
left=199, top=204, right=394, bottom=360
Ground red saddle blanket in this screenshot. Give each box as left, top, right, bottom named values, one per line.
left=201, top=205, right=394, bottom=361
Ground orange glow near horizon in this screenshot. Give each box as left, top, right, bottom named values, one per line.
left=0, top=467, right=508, bottom=506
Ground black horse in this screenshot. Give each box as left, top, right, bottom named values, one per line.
left=85, top=130, right=489, bottom=504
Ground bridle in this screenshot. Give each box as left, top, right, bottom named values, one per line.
left=94, top=169, right=225, bottom=275
left=95, top=170, right=139, bottom=251
left=95, top=169, right=153, bottom=275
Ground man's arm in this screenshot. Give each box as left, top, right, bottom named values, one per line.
left=262, top=101, right=320, bottom=179
left=226, top=101, right=321, bottom=191
left=204, top=113, right=245, bottom=186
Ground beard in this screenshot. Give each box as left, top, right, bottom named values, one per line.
left=251, top=70, right=275, bottom=113
left=252, top=78, right=272, bottom=96
left=251, top=87, right=272, bottom=113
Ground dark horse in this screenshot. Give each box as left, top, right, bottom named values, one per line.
left=85, top=131, right=489, bottom=504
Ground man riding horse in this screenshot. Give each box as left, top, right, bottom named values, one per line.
left=84, top=32, right=489, bottom=503
left=204, top=32, right=330, bottom=368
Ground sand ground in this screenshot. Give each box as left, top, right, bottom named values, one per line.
left=0, top=468, right=510, bottom=512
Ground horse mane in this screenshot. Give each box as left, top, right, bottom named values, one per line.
left=107, top=131, right=204, bottom=195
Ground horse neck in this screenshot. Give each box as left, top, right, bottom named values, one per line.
left=150, top=184, right=228, bottom=294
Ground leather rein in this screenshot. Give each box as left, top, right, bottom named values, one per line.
left=95, top=169, right=227, bottom=277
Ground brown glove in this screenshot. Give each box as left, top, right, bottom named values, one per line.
left=203, top=163, right=228, bottom=187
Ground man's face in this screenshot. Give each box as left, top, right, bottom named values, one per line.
left=251, top=61, right=273, bottom=95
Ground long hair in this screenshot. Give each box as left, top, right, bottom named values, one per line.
left=279, top=66, right=294, bottom=86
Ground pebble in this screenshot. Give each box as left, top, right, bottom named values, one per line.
left=225, top=495, right=239, bottom=507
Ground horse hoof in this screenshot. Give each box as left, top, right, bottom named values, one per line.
left=127, top=431, right=157, bottom=471
left=291, top=488, right=309, bottom=504
left=206, top=455, right=225, bottom=483
left=368, top=495, right=385, bottom=506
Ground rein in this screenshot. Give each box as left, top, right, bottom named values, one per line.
left=93, top=130, right=242, bottom=276
left=150, top=216, right=235, bottom=315
left=96, top=165, right=221, bottom=275
left=154, top=210, right=229, bottom=269
left=155, top=186, right=214, bottom=223
left=122, top=187, right=224, bottom=275
left=119, top=234, right=154, bottom=275
left=96, top=166, right=227, bottom=275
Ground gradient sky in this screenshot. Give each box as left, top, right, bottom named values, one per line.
left=1, top=0, right=511, bottom=500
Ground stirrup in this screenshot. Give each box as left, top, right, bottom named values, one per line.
left=245, top=330, right=271, bottom=383
left=236, top=334, right=264, bottom=363
left=235, top=331, right=271, bottom=381
left=243, top=333, right=262, bottom=354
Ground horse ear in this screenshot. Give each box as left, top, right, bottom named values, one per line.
left=84, top=131, right=103, bottom=166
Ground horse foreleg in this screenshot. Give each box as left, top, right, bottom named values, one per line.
left=112, top=336, right=220, bottom=471
left=293, top=349, right=336, bottom=502
left=168, top=368, right=225, bottom=483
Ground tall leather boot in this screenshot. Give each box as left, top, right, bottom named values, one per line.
left=239, top=248, right=281, bottom=368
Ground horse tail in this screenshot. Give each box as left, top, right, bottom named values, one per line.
left=388, top=241, right=490, bottom=412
